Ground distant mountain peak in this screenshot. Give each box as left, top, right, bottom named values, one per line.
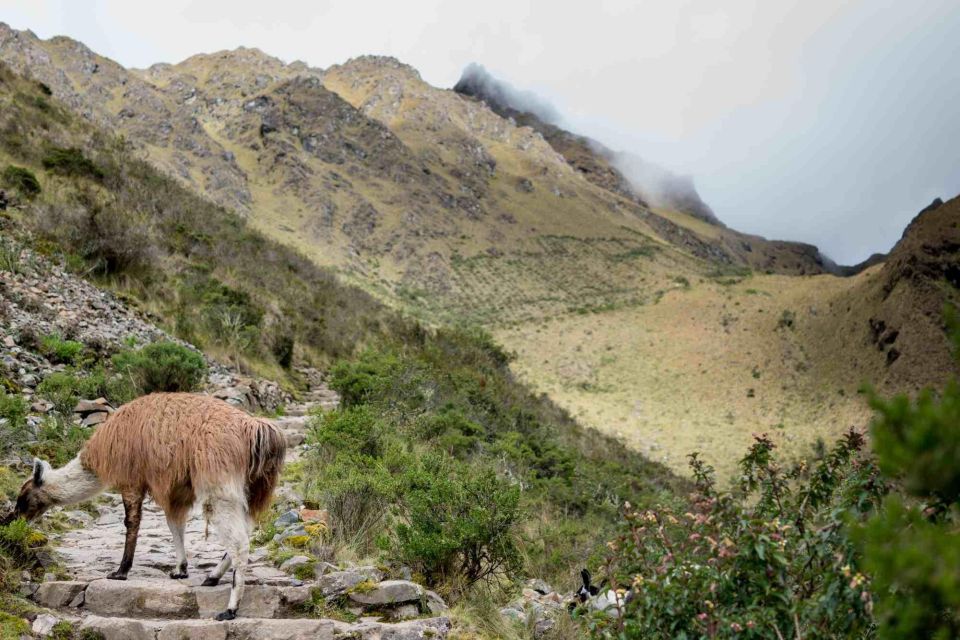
left=453, top=63, right=721, bottom=226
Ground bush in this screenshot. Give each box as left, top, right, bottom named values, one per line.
left=39, top=333, right=85, bottom=365
left=41, top=147, right=103, bottom=180
left=589, top=431, right=884, bottom=639
left=35, top=366, right=136, bottom=416
left=854, top=362, right=960, bottom=638
left=394, top=455, right=522, bottom=593
left=111, top=341, right=206, bottom=395
left=0, top=390, right=28, bottom=455
left=1, top=165, right=40, bottom=197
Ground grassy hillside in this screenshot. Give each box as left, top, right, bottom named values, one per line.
left=0, top=59, right=684, bottom=620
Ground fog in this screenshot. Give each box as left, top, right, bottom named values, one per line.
left=4, top=0, right=958, bottom=263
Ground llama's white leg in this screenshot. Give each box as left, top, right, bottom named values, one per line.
left=209, top=496, right=250, bottom=620
left=202, top=552, right=232, bottom=587
left=166, top=516, right=188, bottom=579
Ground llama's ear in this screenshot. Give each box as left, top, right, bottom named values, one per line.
left=581, top=568, right=592, bottom=588
left=32, top=458, right=51, bottom=486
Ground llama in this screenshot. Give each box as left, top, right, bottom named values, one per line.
left=7, top=393, right=286, bottom=621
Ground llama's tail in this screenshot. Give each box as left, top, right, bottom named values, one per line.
left=246, top=419, right=286, bottom=519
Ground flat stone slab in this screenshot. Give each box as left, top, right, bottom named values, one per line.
left=348, top=580, right=423, bottom=606
left=85, top=579, right=199, bottom=618
left=80, top=579, right=310, bottom=620
left=79, top=616, right=449, bottom=640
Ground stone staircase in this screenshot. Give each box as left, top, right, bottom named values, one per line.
left=29, top=377, right=452, bottom=639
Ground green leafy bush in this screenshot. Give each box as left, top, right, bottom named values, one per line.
left=854, top=373, right=960, bottom=638
left=111, top=341, right=206, bottom=395
left=394, top=454, right=522, bottom=592
left=39, top=333, right=85, bottom=365
left=589, top=431, right=883, bottom=639
left=1, top=165, right=40, bottom=197
left=41, top=146, right=104, bottom=180
left=0, top=390, right=28, bottom=455
left=37, top=366, right=123, bottom=416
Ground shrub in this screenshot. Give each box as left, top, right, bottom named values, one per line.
left=111, top=341, right=206, bottom=395
left=39, top=333, right=85, bottom=365
left=393, top=454, right=522, bottom=593
left=1, top=165, right=40, bottom=197
left=0, top=390, right=28, bottom=455
left=41, top=147, right=104, bottom=180
left=303, top=453, right=397, bottom=550
left=854, top=355, right=960, bottom=639
left=589, top=431, right=883, bottom=639
left=35, top=365, right=136, bottom=416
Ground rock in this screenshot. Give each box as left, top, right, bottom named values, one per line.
left=84, top=578, right=198, bottom=618
left=500, top=607, right=524, bottom=621
left=380, top=617, right=452, bottom=640
left=388, top=604, right=421, bottom=621
left=534, top=617, right=556, bottom=638
left=525, top=578, right=553, bottom=594
left=68, top=589, right=85, bottom=608
left=195, top=584, right=281, bottom=619
left=33, top=580, right=87, bottom=608
left=275, top=525, right=307, bottom=543
left=348, top=580, right=423, bottom=606
left=299, top=508, right=328, bottom=524
left=81, top=411, right=109, bottom=427
left=279, top=555, right=312, bottom=574
left=227, top=618, right=336, bottom=640
left=80, top=616, right=161, bottom=640
left=31, top=614, right=59, bottom=636
left=313, top=561, right=337, bottom=577
left=274, top=509, right=301, bottom=528
left=316, top=567, right=383, bottom=596
left=157, top=621, right=227, bottom=640
left=279, top=585, right=313, bottom=609
left=3, top=335, right=15, bottom=348
left=73, top=398, right=113, bottom=414
left=30, top=400, right=53, bottom=413
left=425, top=590, right=449, bottom=614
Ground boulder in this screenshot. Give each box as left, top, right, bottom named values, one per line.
left=348, top=580, right=423, bottom=606
left=33, top=580, right=87, bottom=608
left=84, top=578, right=197, bottom=618
left=32, top=613, right=60, bottom=636
left=81, top=411, right=110, bottom=427
left=274, top=509, right=301, bottom=528
left=279, top=555, right=312, bottom=574
left=316, top=567, right=383, bottom=597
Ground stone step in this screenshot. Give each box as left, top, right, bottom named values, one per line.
left=79, top=614, right=451, bottom=640
left=39, top=579, right=311, bottom=620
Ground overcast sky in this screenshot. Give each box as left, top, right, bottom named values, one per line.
left=3, top=0, right=958, bottom=263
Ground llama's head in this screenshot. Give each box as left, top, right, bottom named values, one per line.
left=9, top=459, right=57, bottom=522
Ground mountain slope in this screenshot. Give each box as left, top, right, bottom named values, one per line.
left=452, top=64, right=842, bottom=277
left=2, top=24, right=957, bottom=479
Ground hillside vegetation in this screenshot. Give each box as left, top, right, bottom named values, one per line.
left=0, top=58, right=684, bottom=637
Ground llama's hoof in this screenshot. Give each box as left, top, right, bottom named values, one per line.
left=169, top=569, right=189, bottom=580
left=201, top=576, right=220, bottom=587
left=106, top=571, right=127, bottom=581
left=215, top=609, right=237, bottom=621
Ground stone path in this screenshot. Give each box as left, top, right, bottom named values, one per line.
left=31, top=379, right=452, bottom=639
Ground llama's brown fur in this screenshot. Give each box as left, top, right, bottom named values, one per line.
left=80, top=393, right=285, bottom=524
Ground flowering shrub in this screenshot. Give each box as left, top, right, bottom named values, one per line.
left=588, top=430, right=885, bottom=639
